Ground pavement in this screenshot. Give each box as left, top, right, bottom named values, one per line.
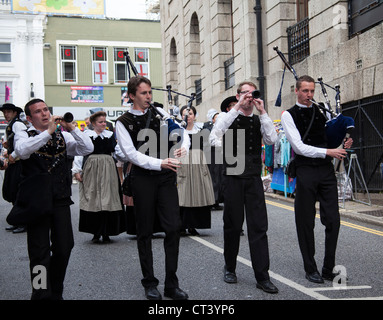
left=265, top=190, right=383, bottom=228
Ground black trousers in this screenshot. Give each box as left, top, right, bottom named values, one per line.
left=131, top=171, right=181, bottom=289
left=222, top=175, right=270, bottom=282
left=27, top=204, right=74, bottom=300
left=294, top=163, right=340, bottom=274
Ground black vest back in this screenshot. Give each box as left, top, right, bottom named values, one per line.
left=223, top=114, right=262, bottom=177
left=5, top=117, right=24, bottom=155
left=287, top=104, right=332, bottom=166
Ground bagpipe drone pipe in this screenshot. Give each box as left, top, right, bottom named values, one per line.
left=273, top=46, right=355, bottom=149
left=124, top=51, right=194, bottom=139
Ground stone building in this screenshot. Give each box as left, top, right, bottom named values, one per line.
left=159, top=0, right=383, bottom=121
left=159, top=0, right=383, bottom=191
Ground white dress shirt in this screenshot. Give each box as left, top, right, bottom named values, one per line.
left=116, top=107, right=190, bottom=171
left=280, top=102, right=327, bottom=159
left=14, top=126, right=94, bottom=160
left=209, top=108, right=278, bottom=147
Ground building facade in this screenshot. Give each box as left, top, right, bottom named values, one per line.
left=44, top=16, right=163, bottom=122
left=160, top=0, right=383, bottom=190
left=0, top=0, right=45, bottom=135
left=160, top=0, right=383, bottom=120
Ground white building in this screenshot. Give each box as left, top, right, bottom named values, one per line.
left=0, top=0, right=45, bottom=107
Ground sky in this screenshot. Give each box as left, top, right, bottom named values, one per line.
left=105, top=0, right=147, bottom=20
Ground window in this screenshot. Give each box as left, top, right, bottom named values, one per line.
left=287, top=17, right=310, bottom=65
left=92, top=47, right=108, bottom=84
left=224, top=57, right=235, bottom=90
left=134, top=48, right=149, bottom=78
left=349, top=0, right=383, bottom=37
left=60, top=45, right=77, bottom=83
left=114, top=47, right=127, bottom=84
left=0, top=43, right=11, bottom=62
left=286, top=0, right=310, bottom=65
left=296, top=0, right=308, bottom=22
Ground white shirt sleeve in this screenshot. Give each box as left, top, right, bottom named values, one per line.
left=14, top=129, right=52, bottom=160
left=72, top=156, right=83, bottom=174
left=14, top=127, right=94, bottom=160
left=281, top=110, right=327, bottom=159
left=62, top=128, right=94, bottom=157
left=10, top=121, right=28, bottom=159
left=209, top=109, right=238, bottom=147
left=115, top=121, right=162, bottom=171
left=259, top=113, right=278, bottom=145
left=210, top=109, right=278, bottom=146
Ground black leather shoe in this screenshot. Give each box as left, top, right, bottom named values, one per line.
left=145, top=286, right=162, bottom=300
left=223, top=266, right=237, bottom=283
left=256, top=280, right=279, bottom=294
left=164, top=287, right=188, bottom=300
left=188, top=228, right=200, bottom=236
left=305, top=271, right=324, bottom=283
left=322, top=267, right=349, bottom=282
left=12, top=226, right=26, bottom=233
left=5, top=225, right=17, bottom=231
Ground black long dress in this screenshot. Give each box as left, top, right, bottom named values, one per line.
left=74, top=131, right=126, bottom=238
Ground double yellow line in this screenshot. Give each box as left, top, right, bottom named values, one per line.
left=266, top=199, right=383, bottom=237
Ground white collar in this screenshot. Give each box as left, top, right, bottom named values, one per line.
left=87, top=129, right=113, bottom=139
left=296, top=101, right=313, bottom=108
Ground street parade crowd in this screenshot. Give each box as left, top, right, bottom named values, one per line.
left=0, top=75, right=352, bottom=300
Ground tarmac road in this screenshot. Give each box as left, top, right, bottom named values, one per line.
left=1, top=183, right=383, bottom=309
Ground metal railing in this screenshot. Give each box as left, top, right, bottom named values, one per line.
left=342, top=94, right=383, bottom=191
left=287, top=17, right=310, bottom=65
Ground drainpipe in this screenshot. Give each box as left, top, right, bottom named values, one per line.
left=254, top=0, right=266, bottom=110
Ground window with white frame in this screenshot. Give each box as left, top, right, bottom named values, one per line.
left=60, top=45, right=77, bottom=83
left=92, top=47, right=108, bottom=84
left=134, top=48, right=149, bottom=78
left=114, top=47, right=127, bottom=84
left=0, top=43, right=11, bottom=62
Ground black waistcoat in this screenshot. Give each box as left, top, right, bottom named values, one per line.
left=117, top=110, right=172, bottom=175
left=287, top=104, right=332, bottom=166
left=223, top=114, right=262, bottom=177
left=5, top=117, right=23, bottom=154
left=21, top=130, right=72, bottom=200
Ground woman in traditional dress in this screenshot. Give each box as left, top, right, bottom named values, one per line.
left=177, top=106, right=215, bottom=236
left=72, top=111, right=125, bottom=243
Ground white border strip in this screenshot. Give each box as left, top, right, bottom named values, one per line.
left=190, top=236, right=330, bottom=300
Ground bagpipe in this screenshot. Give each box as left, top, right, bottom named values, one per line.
left=124, top=51, right=196, bottom=134
left=273, top=46, right=355, bottom=149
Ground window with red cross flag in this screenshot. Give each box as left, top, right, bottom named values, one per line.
left=92, top=47, right=108, bottom=84
left=134, top=48, right=149, bottom=78
left=135, top=63, right=149, bottom=77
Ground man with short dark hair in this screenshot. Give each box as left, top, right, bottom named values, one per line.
left=14, top=98, right=94, bottom=299
left=116, top=76, right=190, bottom=300
left=210, top=81, right=279, bottom=294
left=281, top=75, right=353, bottom=283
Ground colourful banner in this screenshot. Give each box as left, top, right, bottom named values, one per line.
left=71, top=86, right=104, bottom=103
left=13, top=0, right=105, bottom=16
